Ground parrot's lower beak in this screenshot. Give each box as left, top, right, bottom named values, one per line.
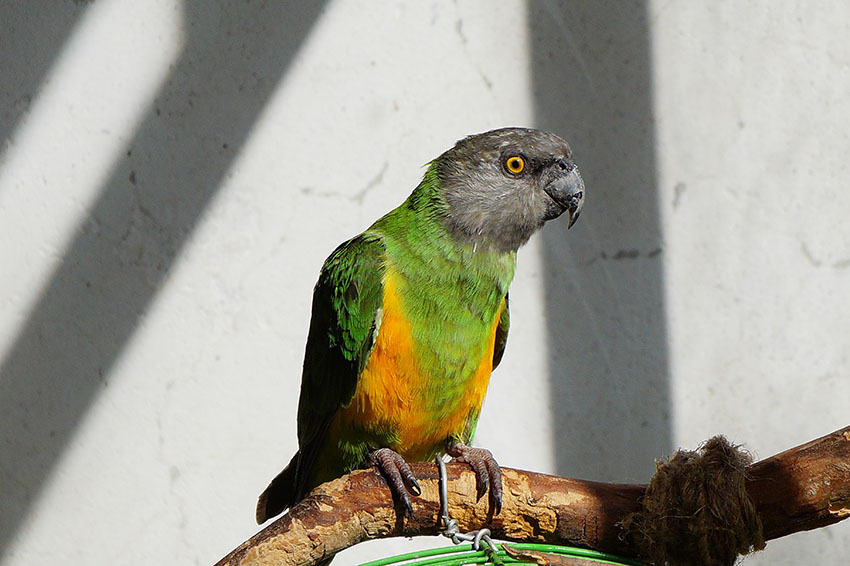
left=543, top=165, right=585, bottom=228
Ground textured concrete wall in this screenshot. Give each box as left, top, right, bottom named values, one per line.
left=1, top=1, right=848, bottom=565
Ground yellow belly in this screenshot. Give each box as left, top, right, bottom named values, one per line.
left=335, top=269, right=502, bottom=461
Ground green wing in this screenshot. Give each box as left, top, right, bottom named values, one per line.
left=492, top=293, right=510, bottom=369
left=293, top=233, right=386, bottom=490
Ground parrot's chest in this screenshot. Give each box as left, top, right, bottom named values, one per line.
left=338, top=268, right=503, bottom=460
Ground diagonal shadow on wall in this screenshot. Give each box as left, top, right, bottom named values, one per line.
left=0, top=2, right=87, bottom=147
left=0, top=0, right=327, bottom=552
left=527, top=0, right=672, bottom=482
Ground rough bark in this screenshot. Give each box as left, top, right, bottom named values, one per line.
left=215, top=426, right=850, bottom=566
left=746, top=426, right=850, bottom=539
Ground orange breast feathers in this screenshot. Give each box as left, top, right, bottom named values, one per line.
left=336, top=271, right=503, bottom=461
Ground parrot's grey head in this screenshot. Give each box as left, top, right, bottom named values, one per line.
left=435, top=127, right=584, bottom=252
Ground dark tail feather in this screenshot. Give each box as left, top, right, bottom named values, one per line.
left=256, top=452, right=300, bottom=524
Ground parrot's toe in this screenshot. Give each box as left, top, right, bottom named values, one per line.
left=447, top=443, right=502, bottom=514
left=369, top=447, right=421, bottom=518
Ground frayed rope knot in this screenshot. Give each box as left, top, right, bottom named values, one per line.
left=620, top=436, right=766, bottom=566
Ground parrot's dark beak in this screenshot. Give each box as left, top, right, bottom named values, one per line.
left=543, top=161, right=585, bottom=228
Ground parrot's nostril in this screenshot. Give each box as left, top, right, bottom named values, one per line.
left=556, top=158, right=574, bottom=172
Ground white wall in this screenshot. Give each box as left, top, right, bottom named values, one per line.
left=0, top=1, right=847, bottom=565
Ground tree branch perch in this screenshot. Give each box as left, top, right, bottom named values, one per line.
left=216, top=426, right=850, bottom=566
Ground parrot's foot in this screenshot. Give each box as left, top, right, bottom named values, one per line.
left=369, top=447, right=422, bottom=518
left=446, top=443, right=502, bottom=514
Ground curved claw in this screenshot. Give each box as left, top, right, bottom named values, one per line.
left=369, top=447, right=421, bottom=517
left=446, top=443, right=503, bottom=514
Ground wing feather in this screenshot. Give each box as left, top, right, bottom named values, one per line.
left=292, top=233, right=386, bottom=496
left=492, top=293, right=510, bottom=369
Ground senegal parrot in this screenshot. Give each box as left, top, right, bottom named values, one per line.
left=256, top=127, right=584, bottom=524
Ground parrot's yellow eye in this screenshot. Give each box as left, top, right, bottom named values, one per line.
left=505, top=155, right=525, bottom=175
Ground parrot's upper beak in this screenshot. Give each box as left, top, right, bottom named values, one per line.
left=543, top=161, right=585, bottom=228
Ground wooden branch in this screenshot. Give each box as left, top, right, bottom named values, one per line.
left=216, top=426, right=850, bottom=566
left=747, top=426, right=850, bottom=539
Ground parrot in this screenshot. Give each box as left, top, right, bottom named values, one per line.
left=256, top=127, right=584, bottom=524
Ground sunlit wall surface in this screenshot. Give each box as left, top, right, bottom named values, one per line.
left=1, top=2, right=848, bottom=565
